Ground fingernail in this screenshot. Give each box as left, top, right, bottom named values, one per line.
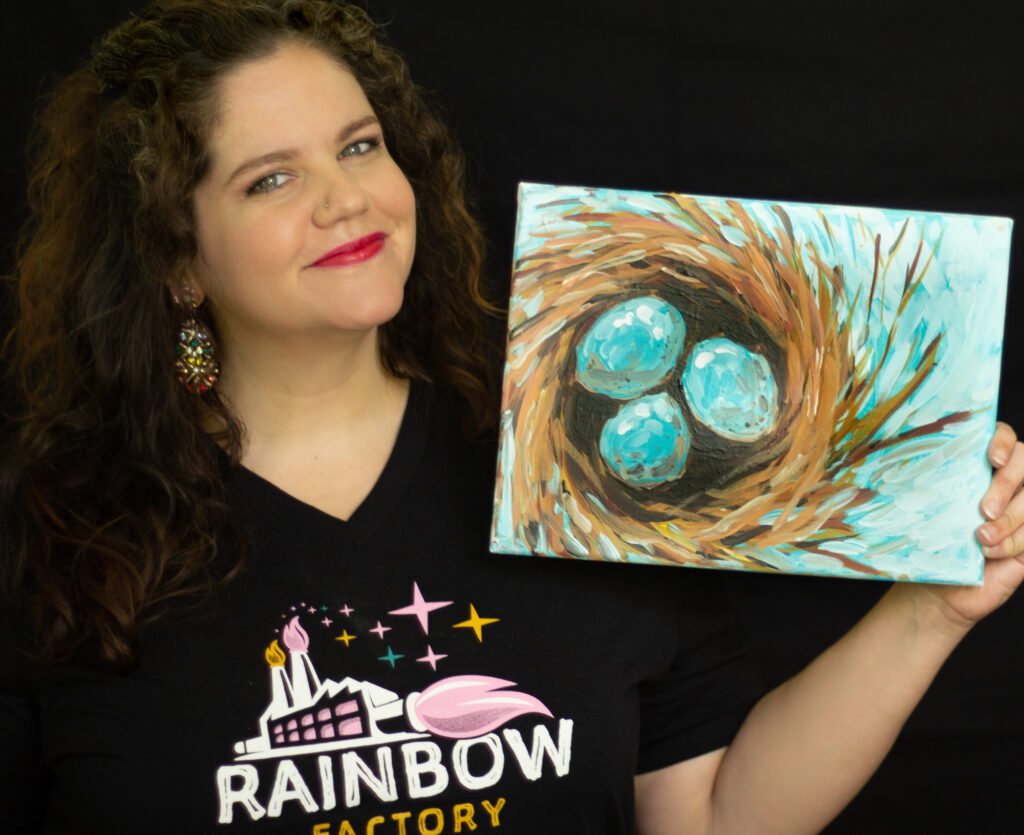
left=993, top=450, right=1009, bottom=467
left=978, top=524, right=996, bottom=544
left=982, top=500, right=999, bottom=520
left=983, top=545, right=997, bottom=558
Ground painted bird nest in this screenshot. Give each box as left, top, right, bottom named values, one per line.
left=498, top=192, right=965, bottom=577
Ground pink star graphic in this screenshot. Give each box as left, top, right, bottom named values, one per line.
left=417, top=645, right=448, bottom=671
left=388, top=582, right=453, bottom=634
left=290, top=605, right=296, bottom=611
left=338, top=604, right=354, bottom=617
left=321, top=616, right=333, bottom=627
left=369, top=621, right=392, bottom=639
left=307, top=607, right=317, bottom=614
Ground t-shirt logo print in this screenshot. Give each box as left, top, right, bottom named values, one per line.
left=232, top=583, right=553, bottom=759
left=215, top=581, right=579, bottom=828
left=216, top=582, right=574, bottom=825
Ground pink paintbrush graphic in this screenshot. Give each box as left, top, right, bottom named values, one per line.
left=406, top=675, right=553, bottom=739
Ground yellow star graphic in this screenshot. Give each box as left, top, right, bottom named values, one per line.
left=453, top=604, right=499, bottom=642
left=334, top=630, right=356, bottom=647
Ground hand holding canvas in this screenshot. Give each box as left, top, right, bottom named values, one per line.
left=891, top=421, right=1024, bottom=632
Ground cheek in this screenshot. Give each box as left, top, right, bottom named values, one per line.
left=399, top=175, right=417, bottom=224
left=397, top=178, right=418, bottom=267
left=198, top=210, right=304, bottom=299
left=381, top=167, right=417, bottom=235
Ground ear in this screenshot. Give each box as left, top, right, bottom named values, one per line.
left=167, top=275, right=206, bottom=308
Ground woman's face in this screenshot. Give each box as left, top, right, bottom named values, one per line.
left=188, top=43, right=416, bottom=350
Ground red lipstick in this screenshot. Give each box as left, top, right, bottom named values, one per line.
left=311, top=232, right=386, bottom=267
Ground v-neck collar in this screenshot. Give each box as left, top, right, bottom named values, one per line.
left=224, top=377, right=434, bottom=545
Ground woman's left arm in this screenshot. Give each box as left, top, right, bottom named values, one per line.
left=636, top=422, right=1024, bottom=835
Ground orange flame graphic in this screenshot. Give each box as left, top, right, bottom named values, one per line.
left=264, top=639, right=286, bottom=668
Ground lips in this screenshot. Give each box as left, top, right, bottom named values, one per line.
left=311, top=232, right=387, bottom=267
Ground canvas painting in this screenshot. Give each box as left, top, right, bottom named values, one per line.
left=490, top=182, right=1013, bottom=584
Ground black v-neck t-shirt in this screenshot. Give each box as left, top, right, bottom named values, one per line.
left=1, top=380, right=762, bottom=833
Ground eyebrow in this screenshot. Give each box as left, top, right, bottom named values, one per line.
left=222, top=115, right=381, bottom=188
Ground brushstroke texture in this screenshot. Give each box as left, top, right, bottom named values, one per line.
left=492, top=184, right=1011, bottom=584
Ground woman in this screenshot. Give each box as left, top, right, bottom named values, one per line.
left=2, top=1, right=1022, bottom=832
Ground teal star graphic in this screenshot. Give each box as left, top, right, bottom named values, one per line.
left=378, top=646, right=404, bottom=668
left=320, top=605, right=329, bottom=612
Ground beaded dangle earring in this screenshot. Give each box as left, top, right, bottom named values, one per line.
left=173, top=286, right=220, bottom=393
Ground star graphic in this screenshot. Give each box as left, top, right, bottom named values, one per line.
left=307, top=607, right=317, bottom=614
left=453, top=604, right=499, bottom=642
left=300, top=602, right=306, bottom=606
left=338, top=604, right=354, bottom=617
left=369, top=621, right=392, bottom=639
left=388, top=582, right=453, bottom=634
left=320, top=605, right=329, bottom=612
left=334, top=630, right=356, bottom=647
left=321, top=616, right=333, bottom=627
left=378, top=646, right=404, bottom=668
left=417, top=645, right=448, bottom=671
left=290, top=605, right=297, bottom=611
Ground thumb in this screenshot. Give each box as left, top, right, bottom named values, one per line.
left=984, top=556, right=1024, bottom=610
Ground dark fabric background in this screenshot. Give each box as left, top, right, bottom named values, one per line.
left=4, top=2, right=1022, bottom=831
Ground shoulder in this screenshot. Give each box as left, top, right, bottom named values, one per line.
left=418, top=377, right=498, bottom=475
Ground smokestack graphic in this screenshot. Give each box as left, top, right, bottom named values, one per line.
left=264, top=640, right=294, bottom=716
left=282, top=616, right=321, bottom=708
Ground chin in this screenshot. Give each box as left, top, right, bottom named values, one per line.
left=338, top=288, right=406, bottom=332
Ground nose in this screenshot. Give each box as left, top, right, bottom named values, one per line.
left=313, top=167, right=371, bottom=226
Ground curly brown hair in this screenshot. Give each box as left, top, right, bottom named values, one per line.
left=1, top=0, right=499, bottom=670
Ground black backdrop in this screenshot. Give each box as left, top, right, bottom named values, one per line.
left=4, top=2, right=1023, bottom=831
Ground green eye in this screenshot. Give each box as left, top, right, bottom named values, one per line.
left=340, top=138, right=380, bottom=158
left=248, top=172, right=287, bottom=195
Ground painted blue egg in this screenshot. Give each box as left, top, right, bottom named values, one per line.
left=681, top=338, right=778, bottom=442
left=599, top=393, right=690, bottom=487
left=576, top=297, right=686, bottom=399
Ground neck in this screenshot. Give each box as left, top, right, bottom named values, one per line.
left=214, top=324, right=406, bottom=456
